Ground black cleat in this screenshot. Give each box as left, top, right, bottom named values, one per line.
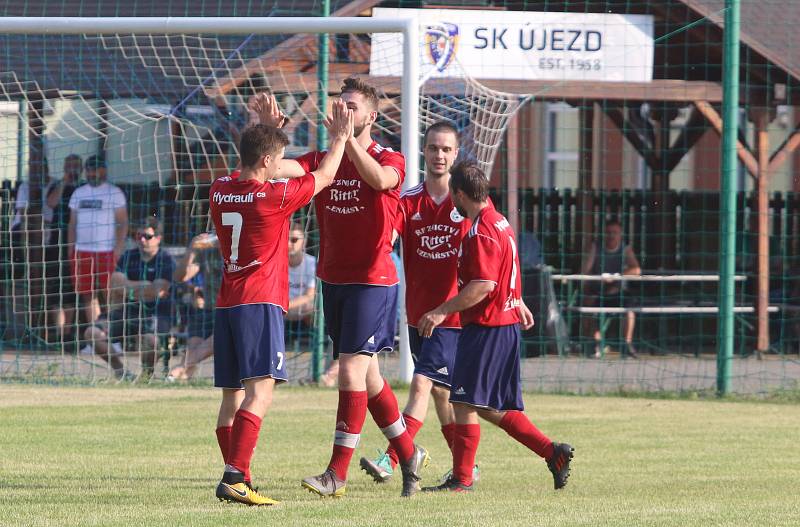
left=422, top=476, right=473, bottom=493
left=399, top=444, right=429, bottom=497
left=547, top=442, right=574, bottom=490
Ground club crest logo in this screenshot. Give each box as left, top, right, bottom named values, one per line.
left=425, top=22, right=459, bottom=72
left=450, top=207, right=465, bottom=223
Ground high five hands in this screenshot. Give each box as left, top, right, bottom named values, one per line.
left=247, top=92, right=288, bottom=129
left=323, top=98, right=354, bottom=142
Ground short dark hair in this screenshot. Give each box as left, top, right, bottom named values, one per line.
left=341, top=77, right=379, bottom=111
left=450, top=162, right=489, bottom=202
left=85, top=154, right=106, bottom=170
left=423, top=120, right=460, bottom=146
left=604, top=218, right=622, bottom=229
left=239, top=124, right=289, bottom=169
left=138, top=217, right=163, bottom=237
left=64, top=153, right=81, bottom=163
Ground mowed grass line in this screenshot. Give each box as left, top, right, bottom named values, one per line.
left=0, top=385, right=798, bottom=527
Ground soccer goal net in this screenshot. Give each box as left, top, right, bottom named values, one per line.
left=0, top=16, right=525, bottom=384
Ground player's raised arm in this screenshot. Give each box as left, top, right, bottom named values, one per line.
left=345, top=136, right=400, bottom=191
left=310, top=99, right=353, bottom=196
left=246, top=92, right=307, bottom=178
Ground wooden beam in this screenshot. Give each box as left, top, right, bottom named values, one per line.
left=768, top=120, right=800, bottom=173
left=215, top=63, right=725, bottom=104
left=603, top=105, right=659, bottom=172
left=207, top=0, right=383, bottom=97
left=753, top=110, right=771, bottom=353
left=694, top=100, right=759, bottom=177
left=663, top=107, right=708, bottom=173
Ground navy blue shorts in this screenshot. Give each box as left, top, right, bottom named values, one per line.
left=186, top=308, right=214, bottom=339
left=322, top=282, right=398, bottom=359
left=450, top=324, right=524, bottom=411
left=408, top=325, right=460, bottom=387
left=213, top=304, right=287, bottom=389
left=104, top=307, right=172, bottom=345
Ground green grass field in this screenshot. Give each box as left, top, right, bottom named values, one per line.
left=1, top=384, right=798, bottom=527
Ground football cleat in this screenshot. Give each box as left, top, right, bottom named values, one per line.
left=301, top=469, right=346, bottom=497
left=216, top=481, right=279, bottom=506
left=422, top=476, right=473, bottom=493
left=399, top=444, right=429, bottom=497
left=623, top=342, right=639, bottom=359
left=440, top=464, right=480, bottom=484
left=359, top=449, right=394, bottom=483
left=547, top=442, right=574, bottom=490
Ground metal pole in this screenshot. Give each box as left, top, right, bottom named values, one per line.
left=397, top=19, right=419, bottom=383
left=717, top=0, right=740, bottom=395
left=317, top=0, right=330, bottom=151
left=310, top=5, right=331, bottom=382
left=0, top=17, right=412, bottom=35
left=311, top=0, right=331, bottom=383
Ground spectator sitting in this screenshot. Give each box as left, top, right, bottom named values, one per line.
left=68, top=154, right=128, bottom=325
left=83, top=218, right=175, bottom=381
left=167, top=232, right=220, bottom=382
left=287, top=222, right=317, bottom=323
left=580, top=218, right=641, bottom=358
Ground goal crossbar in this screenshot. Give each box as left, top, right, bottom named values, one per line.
left=0, top=16, right=420, bottom=189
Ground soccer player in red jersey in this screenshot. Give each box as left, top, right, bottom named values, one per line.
left=210, top=101, right=353, bottom=506
left=360, top=121, right=479, bottom=484
left=418, top=162, right=574, bottom=493
left=248, top=78, right=428, bottom=498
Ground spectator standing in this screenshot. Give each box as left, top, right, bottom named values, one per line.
left=68, top=155, right=128, bottom=325
left=45, top=154, right=83, bottom=346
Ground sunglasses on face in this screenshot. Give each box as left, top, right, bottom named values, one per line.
left=138, top=233, right=157, bottom=241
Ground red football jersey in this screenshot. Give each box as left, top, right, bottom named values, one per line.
left=210, top=172, right=315, bottom=309
left=295, top=142, right=405, bottom=286
left=458, top=203, right=522, bottom=327
left=396, top=182, right=470, bottom=328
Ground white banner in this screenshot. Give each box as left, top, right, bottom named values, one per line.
left=370, top=8, right=654, bottom=82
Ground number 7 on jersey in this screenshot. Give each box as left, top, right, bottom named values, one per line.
left=221, top=212, right=243, bottom=263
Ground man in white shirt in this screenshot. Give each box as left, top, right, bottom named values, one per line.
left=287, top=222, right=317, bottom=322
left=68, top=155, right=128, bottom=324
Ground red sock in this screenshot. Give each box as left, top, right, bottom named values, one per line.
left=441, top=423, right=456, bottom=452
left=386, top=413, right=423, bottom=468
left=215, top=426, right=232, bottom=464
left=499, top=410, right=554, bottom=460
left=227, top=410, right=262, bottom=482
left=327, top=390, right=368, bottom=480
left=453, top=424, right=481, bottom=486
left=367, top=381, right=415, bottom=463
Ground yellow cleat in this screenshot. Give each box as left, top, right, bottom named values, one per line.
left=216, top=481, right=280, bottom=506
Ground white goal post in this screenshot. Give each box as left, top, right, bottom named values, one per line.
left=1, top=16, right=420, bottom=381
